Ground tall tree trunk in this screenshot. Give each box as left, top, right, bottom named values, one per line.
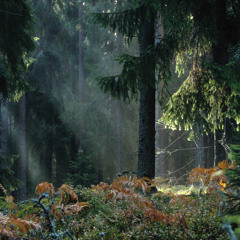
left=1, top=100, right=8, bottom=158
left=18, top=94, right=27, bottom=200
left=97, top=157, right=104, bottom=182
left=78, top=2, right=85, bottom=150
left=195, top=126, right=204, bottom=167
left=137, top=9, right=156, bottom=179
left=116, top=100, right=122, bottom=174
left=43, top=0, right=53, bottom=182
left=44, top=60, right=53, bottom=182
left=212, top=0, right=229, bottom=165
left=155, top=17, right=167, bottom=176
left=44, top=137, right=53, bottom=182
left=115, top=0, right=123, bottom=175
left=203, top=133, right=214, bottom=168
left=1, top=100, right=9, bottom=186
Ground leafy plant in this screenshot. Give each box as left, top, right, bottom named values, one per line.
left=223, top=145, right=240, bottom=239
left=94, top=176, right=186, bottom=227
left=189, top=160, right=233, bottom=192
left=0, top=182, right=90, bottom=239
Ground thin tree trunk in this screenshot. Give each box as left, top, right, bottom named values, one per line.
left=195, top=126, right=204, bottom=167
left=44, top=138, right=53, bottom=182
left=98, top=157, right=104, bottom=182
left=43, top=0, right=53, bottom=182
left=44, top=63, right=53, bottom=182
left=203, top=133, right=214, bottom=168
left=115, top=0, right=123, bottom=175
left=1, top=100, right=8, bottom=158
left=155, top=16, right=166, bottom=177
left=212, top=0, right=229, bottom=165
left=116, top=100, right=122, bottom=174
left=137, top=8, right=156, bottom=179
left=78, top=2, right=85, bottom=150
left=18, top=94, right=27, bottom=200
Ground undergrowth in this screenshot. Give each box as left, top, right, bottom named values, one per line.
left=0, top=160, right=237, bottom=239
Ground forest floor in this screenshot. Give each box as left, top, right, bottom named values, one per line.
left=0, top=163, right=238, bottom=239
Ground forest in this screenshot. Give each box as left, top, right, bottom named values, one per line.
left=1, top=0, right=240, bottom=239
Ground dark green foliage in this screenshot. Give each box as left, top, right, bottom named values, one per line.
left=226, top=145, right=240, bottom=212
left=98, top=31, right=178, bottom=102
left=223, top=145, right=240, bottom=239
left=161, top=0, right=240, bottom=135
left=67, top=151, right=98, bottom=187
left=0, top=0, right=34, bottom=96
left=92, top=5, right=144, bottom=42
left=0, top=155, right=19, bottom=193
left=97, top=54, right=139, bottom=101
left=162, top=60, right=240, bottom=133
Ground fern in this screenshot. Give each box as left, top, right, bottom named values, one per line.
left=94, top=176, right=186, bottom=227
left=58, top=184, right=79, bottom=204
left=35, top=181, right=55, bottom=197
left=189, top=160, right=233, bottom=192
left=0, top=182, right=90, bottom=239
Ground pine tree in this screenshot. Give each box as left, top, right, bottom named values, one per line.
left=93, top=0, right=177, bottom=179
left=0, top=0, right=34, bottom=195
left=0, top=0, right=34, bottom=96
left=161, top=0, right=240, bottom=166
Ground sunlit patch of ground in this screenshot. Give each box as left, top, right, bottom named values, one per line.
left=153, top=176, right=208, bottom=196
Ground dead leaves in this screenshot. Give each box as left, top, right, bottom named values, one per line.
left=94, top=176, right=186, bottom=227
left=35, top=182, right=55, bottom=197
left=59, top=184, right=79, bottom=204
left=111, top=175, right=153, bottom=193
left=189, top=160, right=233, bottom=192
left=63, top=202, right=90, bottom=216
left=0, top=214, right=40, bottom=238
left=0, top=182, right=90, bottom=239
left=34, top=182, right=89, bottom=218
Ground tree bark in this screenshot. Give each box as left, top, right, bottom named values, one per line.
left=203, top=132, right=214, bottom=168
left=115, top=0, right=123, bottom=175
left=97, top=157, right=104, bottom=182
left=78, top=2, right=85, bottom=150
left=44, top=59, right=53, bottom=182
left=195, top=127, right=204, bottom=168
left=18, top=94, right=27, bottom=200
left=155, top=17, right=167, bottom=176
left=1, top=100, right=8, bottom=158
left=137, top=9, right=156, bottom=179
left=43, top=0, right=53, bottom=182
left=116, top=100, right=122, bottom=174
left=212, top=0, right=229, bottom=165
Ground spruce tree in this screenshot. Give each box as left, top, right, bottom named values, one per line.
left=93, top=0, right=177, bottom=178
left=0, top=0, right=34, bottom=96
left=0, top=0, right=34, bottom=196
left=161, top=0, right=240, bottom=166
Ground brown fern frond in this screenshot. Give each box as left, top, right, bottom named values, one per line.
left=63, top=202, right=90, bottom=215
left=143, top=207, right=169, bottom=223
left=0, top=225, right=14, bottom=238
left=218, top=160, right=231, bottom=169
left=51, top=203, right=65, bottom=220
left=35, top=182, right=55, bottom=197
left=93, top=182, right=111, bottom=191
left=189, top=160, right=233, bottom=192
left=111, top=176, right=152, bottom=193
left=0, top=215, right=40, bottom=237
left=10, top=217, right=41, bottom=232
left=59, top=184, right=78, bottom=204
